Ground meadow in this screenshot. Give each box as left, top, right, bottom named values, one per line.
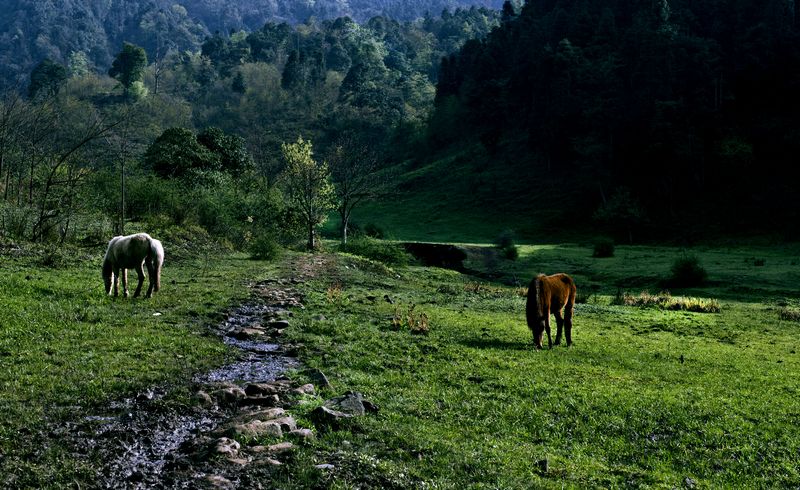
left=1, top=240, right=799, bottom=487
left=281, top=242, right=800, bottom=488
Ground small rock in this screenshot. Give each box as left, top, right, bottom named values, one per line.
left=683, top=477, right=697, bottom=489
left=266, top=442, right=295, bottom=454
left=230, top=328, right=265, bottom=340
left=306, top=369, right=332, bottom=390
left=271, top=416, right=297, bottom=432
left=244, top=383, right=279, bottom=396
left=323, top=391, right=375, bottom=416
left=288, top=428, right=315, bottom=441
left=247, top=407, right=286, bottom=421
left=269, top=320, right=290, bottom=329
left=193, top=390, right=213, bottom=407
left=212, top=386, right=247, bottom=406
left=213, top=438, right=241, bottom=458
left=310, top=406, right=353, bottom=428
left=366, top=295, right=377, bottom=301
left=384, top=294, right=394, bottom=304
left=293, top=383, right=315, bottom=395
left=227, top=457, right=250, bottom=466
left=229, top=421, right=283, bottom=439
left=241, top=394, right=280, bottom=407
left=315, top=464, right=335, bottom=470
left=313, top=314, right=326, bottom=321
left=206, top=475, right=234, bottom=489
left=258, top=458, right=283, bottom=466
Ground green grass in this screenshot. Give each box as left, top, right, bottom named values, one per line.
left=277, top=243, right=800, bottom=488
left=0, top=246, right=273, bottom=487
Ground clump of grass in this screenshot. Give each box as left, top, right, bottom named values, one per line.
left=778, top=307, right=800, bottom=322
left=464, top=282, right=519, bottom=298
left=592, top=237, right=615, bottom=258
left=391, top=304, right=429, bottom=334
left=668, top=255, right=708, bottom=287
left=614, top=290, right=720, bottom=313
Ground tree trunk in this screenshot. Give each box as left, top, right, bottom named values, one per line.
left=307, top=221, right=315, bottom=250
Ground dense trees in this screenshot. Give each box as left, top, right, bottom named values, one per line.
left=109, top=43, right=148, bottom=99
left=430, top=0, right=800, bottom=237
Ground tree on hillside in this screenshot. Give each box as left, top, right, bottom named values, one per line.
left=280, top=136, right=335, bottom=250
left=109, top=43, right=148, bottom=99
left=327, top=134, right=387, bottom=245
left=144, top=127, right=220, bottom=179
left=197, top=127, right=253, bottom=176
left=28, top=59, right=68, bottom=100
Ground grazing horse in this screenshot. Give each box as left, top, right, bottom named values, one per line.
left=102, top=233, right=164, bottom=298
left=526, top=273, right=576, bottom=349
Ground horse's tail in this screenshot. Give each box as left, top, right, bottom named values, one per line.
left=149, top=238, right=164, bottom=292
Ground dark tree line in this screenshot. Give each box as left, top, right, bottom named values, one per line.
left=432, top=0, right=800, bottom=238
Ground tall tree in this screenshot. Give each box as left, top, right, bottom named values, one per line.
left=280, top=136, right=335, bottom=250
left=109, top=43, right=148, bottom=99
left=28, top=59, right=67, bottom=100
left=327, top=134, right=387, bottom=245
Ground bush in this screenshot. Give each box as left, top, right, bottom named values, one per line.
left=494, top=229, right=518, bottom=261
left=668, top=255, right=708, bottom=287
left=340, top=237, right=411, bottom=266
left=592, top=237, right=615, bottom=258
left=249, top=234, right=282, bottom=261
left=613, top=290, right=720, bottom=313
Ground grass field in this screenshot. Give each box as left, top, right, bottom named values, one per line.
left=0, top=245, right=266, bottom=487
left=2, top=240, right=799, bottom=487
left=280, top=243, right=800, bottom=488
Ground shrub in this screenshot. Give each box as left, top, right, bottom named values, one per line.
left=340, top=237, right=411, bottom=266
left=778, top=307, right=800, bottom=322
left=391, top=304, right=429, bottom=335
left=494, top=229, right=518, bottom=261
left=668, top=255, right=707, bottom=287
left=249, top=234, right=282, bottom=261
left=592, top=237, right=615, bottom=258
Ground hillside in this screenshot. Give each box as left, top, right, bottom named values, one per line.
left=0, top=0, right=504, bottom=88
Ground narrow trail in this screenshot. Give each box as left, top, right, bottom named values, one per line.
left=68, top=255, right=332, bottom=489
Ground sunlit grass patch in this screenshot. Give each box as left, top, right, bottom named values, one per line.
left=778, top=307, right=800, bottom=322
left=613, top=290, right=721, bottom=313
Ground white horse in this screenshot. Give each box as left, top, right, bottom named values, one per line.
left=102, top=233, right=164, bottom=298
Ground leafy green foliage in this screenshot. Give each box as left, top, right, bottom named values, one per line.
left=144, top=127, right=221, bottom=179
left=249, top=233, right=282, bottom=260
left=28, top=59, right=67, bottom=99
left=108, top=43, right=148, bottom=97
left=280, top=137, right=336, bottom=250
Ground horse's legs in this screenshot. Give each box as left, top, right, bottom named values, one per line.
left=564, top=306, right=574, bottom=347
left=112, top=267, right=121, bottom=297
left=145, top=258, right=155, bottom=298
left=554, top=308, right=564, bottom=346
left=544, top=308, right=553, bottom=349
left=121, top=268, right=129, bottom=297
left=133, top=263, right=145, bottom=298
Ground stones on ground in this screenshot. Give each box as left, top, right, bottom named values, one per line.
left=213, top=438, right=241, bottom=458
left=212, top=385, right=247, bottom=406
left=315, top=463, right=335, bottom=470
left=384, top=294, right=394, bottom=304
left=228, top=420, right=283, bottom=439
left=306, top=368, right=332, bottom=390
left=244, top=383, right=279, bottom=396
left=230, top=327, right=265, bottom=340
left=324, top=391, right=378, bottom=416
left=310, top=406, right=353, bottom=428
left=268, top=320, right=290, bottom=329
left=288, top=428, right=315, bottom=441
left=313, top=314, right=326, bottom=321
left=683, top=477, right=697, bottom=489
left=249, top=441, right=295, bottom=455
left=293, top=383, right=315, bottom=395
left=206, top=475, right=234, bottom=489
left=241, top=394, right=279, bottom=407
left=193, top=390, right=213, bottom=407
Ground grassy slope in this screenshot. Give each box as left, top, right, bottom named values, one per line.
left=280, top=244, right=800, bottom=488
left=341, top=145, right=586, bottom=244
left=0, top=247, right=272, bottom=487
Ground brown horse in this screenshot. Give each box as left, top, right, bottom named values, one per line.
left=526, top=273, right=576, bottom=349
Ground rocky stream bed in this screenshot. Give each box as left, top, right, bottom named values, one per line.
left=60, top=273, right=368, bottom=489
